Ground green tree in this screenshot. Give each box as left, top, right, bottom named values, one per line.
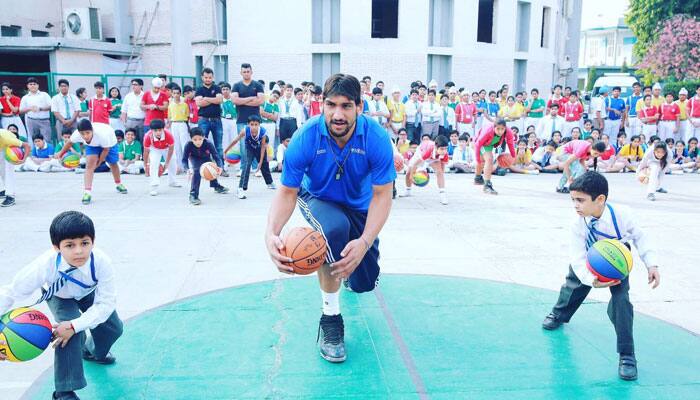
left=625, top=0, right=700, bottom=60
left=586, top=66, right=598, bottom=92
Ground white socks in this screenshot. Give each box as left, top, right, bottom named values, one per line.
left=321, top=289, right=340, bottom=316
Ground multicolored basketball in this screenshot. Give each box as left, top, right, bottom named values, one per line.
left=497, top=153, right=514, bottom=168
left=199, top=162, right=220, bottom=181
left=283, top=227, right=327, bottom=275
left=393, top=153, right=404, bottom=172
left=225, top=148, right=241, bottom=164
left=586, top=239, right=634, bottom=282
left=4, top=146, right=26, bottom=165
left=0, top=308, right=53, bottom=362
left=61, top=153, right=81, bottom=169
left=412, top=170, right=430, bottom=187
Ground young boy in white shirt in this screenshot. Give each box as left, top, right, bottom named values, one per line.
left=448, top=134, right=475, bottom=173
left=0, top=211, right=123, bottom=400
left=542, top=172, right=661, bottom=381
left=55, top=120, right=127, bottom=204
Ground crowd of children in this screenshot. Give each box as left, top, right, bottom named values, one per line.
left=1, top=74, right=698, bottom=207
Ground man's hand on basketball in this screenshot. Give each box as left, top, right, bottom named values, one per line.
left=266, top=234, right=294, bottom=274
left=51, top=322, right=75, bottom=349
left=0, top=342, right=7, bottom=361
left=331, top=239, right=368, bottom=280
left=648, top=266, right=660, bottom=289
left=592, top=278, right=620, bottom=288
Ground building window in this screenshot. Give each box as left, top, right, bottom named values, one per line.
left=513, top=59, right=527, bottom=93
left=540, top=7, right=551, bottom=48
left=31, top=30, right=49, bottom=37
left=427, top=54, right=452, bottom=87
left=428, top=0, right=454, bottom=47
left=516, top=1, right=530, bottom=52
left=213, top=55, right=228, bottom=83
left=1, top=25, right=22, bottom=37
left=312, top=53, right=340, bottom=85
left=477, top=0, right=496, bottom=43
left=371, top=0, right=399, bottom=38
left=313, top=0, right=340, bottom=44
left=215, top=0, right=227, bottom=41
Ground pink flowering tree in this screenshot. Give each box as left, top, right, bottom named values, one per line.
left=638, top=15, right=700, bottom=81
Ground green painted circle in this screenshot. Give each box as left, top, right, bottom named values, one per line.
left=28, top=275, right=700, bottom=399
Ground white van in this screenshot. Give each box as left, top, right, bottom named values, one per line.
left=591, top=73, right=639, bottom=98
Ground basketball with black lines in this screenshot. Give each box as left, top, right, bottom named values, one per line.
left=0, top=307, right=53, bottom=362
left=283, top=227, right=327, bottom=275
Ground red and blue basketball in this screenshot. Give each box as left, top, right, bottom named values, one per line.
left=412, top=170, right=430, bottom=187
left=0, top=307, right=53, bottom=362
left=61, top=153, right=81, bottom=169
left=586, top=239, right=633, bottom=282
left=225, top=148, right=241, bottom=164
left=4, top=146, right=26, bottom=165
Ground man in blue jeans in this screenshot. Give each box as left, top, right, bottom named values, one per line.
left=232, top=63, right=265, bottom=175
left=265, top=74, right=395, bottom=363
left=195, top=68, right=226, bottom=174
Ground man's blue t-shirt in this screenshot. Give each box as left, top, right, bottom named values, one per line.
left=605, top=97, right=626, bottom=120
left=281, top=114, right=396, bottom=212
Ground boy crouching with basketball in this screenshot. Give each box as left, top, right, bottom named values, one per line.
left=541, top=171, right=660, bottom=381
left=0, top=211, right=123, bottom=400
left=182, top=127, right=229, bottom=205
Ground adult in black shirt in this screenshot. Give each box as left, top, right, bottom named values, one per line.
left=232, top=63, right=265, bottom=163
left=195, top=68, right=225, bottom=169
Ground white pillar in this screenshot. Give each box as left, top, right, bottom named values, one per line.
left=171, top=0, right=194, bottom=77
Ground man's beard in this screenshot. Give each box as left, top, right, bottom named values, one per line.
left=327, top=119, right=355, bottom=138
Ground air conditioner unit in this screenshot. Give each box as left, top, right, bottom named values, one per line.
left=63, top=7, right=102, bottom=40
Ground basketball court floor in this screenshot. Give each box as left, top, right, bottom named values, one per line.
left=1, top=171, right=699, bottom=399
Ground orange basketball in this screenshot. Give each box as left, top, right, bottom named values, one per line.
left=393, top=153, right=404, bottom=172
left=497, top=153, right=514, bottom=168
left=283, top=227, right=327, bottom=275
left=199, top=162, right=220, bottom=181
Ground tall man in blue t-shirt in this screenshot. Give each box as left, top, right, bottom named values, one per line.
left=265, top=74, right=396, bottom=363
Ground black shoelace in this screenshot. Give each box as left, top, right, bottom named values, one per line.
left=318, top=316, right=344, bottom=345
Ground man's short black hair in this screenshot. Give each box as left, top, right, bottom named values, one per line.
left=131, top=78, right=144, bottom=86
left=247, top=114, right=261, bottom=123
left=115, top=130, right=125, bottom=139
left=632, top=82, right=641, bottom=87
left=32, top=133, right=45, bottom=141
left=293, top=87, right=303, bottom=95
left=50, top=211, right=96, bottom=247
left=125, top=128, right=137, bottom=136
left=58, top=79, right=70, bottom=87
left=612, top=86, right=622, bottom=92
left=435, top=135, right=449, bottom=148
left=26, top=77, right=39, bottom=85
left=241, top=63, right=252, bottom=69
left=323, top=74, right=362, bottom=106
left=531, top=88, right=539, bottom=94
left=570, top=171, right=608, bottom=201
left=428, top=89, right=436, bottom=96
left=372, top=87, right=383, bottom=95
left=190, top=127, right=204, bottom=138
left=77, top=119, right=93, bottom=132
left=149, top=119, right=165, bottom=130
left=202, top=67, right=214, bottom=76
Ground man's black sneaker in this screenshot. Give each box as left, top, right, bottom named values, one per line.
left=214, top=185, right=229, bottom=194
left=656, top=188, right=668, bottom=194
left=542, top=312, right=563, bottom=330
left=483, top=182, right=498, bottom=195
left=0, top=190, right=5, bottom=198
left=474, top=175, right=484, bottom=185
left=189, top=195, right=202, bottom=205
left=1, top=196, right=15, bottom=207
left=53, top=391, right=80, bottom=400
left=317, top=314, right=346, bottom=363
left=619, top=354, right=638, bottom=381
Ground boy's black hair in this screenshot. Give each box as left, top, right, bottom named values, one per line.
left=58, top=79, right=70, bottom=87
left=201, top=67, right=214, bottom=75
left=124, top=128, right=137, bottom=136
left=550, top=103, right=559, bottom=109
left=312, top=85, right=323, bottom=95
left=591, top=140, right=607, bottom=153
left=546, top=140, right=558, bottom=148
left=458, top=133, right=470, bottom=141
left=435, top=135, right=449, bottom=148
left=409, top=140, right=420, bottom=145
left=398, top=128, right=407, bottom=135
left=50, top=211, right=95, bottom=247
left=76, top=87, right=86, bottom=97
left=612, top=86, right=622, bottom=92
left=552, top=130, right=562, bottom=136
left=189, top=127, right=204, bottom=138
left=77, top=119, right=93, bottom=132
left=61, top=126, right=73, bottom=135
left=294, top=87, right=304, bottom=95
left=583, top=119, right=593, bottom=125
left=531, top=88, right=539, bottom=94
left=183, top=85, right=194, bottom=93
left=517, top=138, right=527, bottom=145
left=247, top=114, right=261, bottom=123
left=450, top=130, right=459, bottom=136
left=170, top=84, right=182, bottom=93
left=617, top=131, right=627, bottom=138
left=648, top=135, right=660, bottom=144
left=149, top=119, right=165, bottom=130
left=220, top=82, right=232, bottom=90
left=94, top=81, right=104, bottom=88
left=26, top=77, right=39, bottom=85
left=410, top=89, right=418, bottom=95
left=494, top=118, right=507, bottom=127
left=421, top=133, right=432, bottom=140
left=241, top=63, right=252, bottom=70
left=32, top=133, right=45, bottom=141
left=372, top=87, right=383, bottom=95
left=570, top=171, right=608, bottom=201
left=665, top=137, right=675, bottom=145
left=115, top=130, right=124, bottom=138
left=271, top=89, right=281, bottom=97
left=428, top=89, right=436, bottom=96
left=131, top=78, right=144, bottom=86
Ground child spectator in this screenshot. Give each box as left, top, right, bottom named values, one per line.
left=455, top=93, right=476, bottom=136
left=593, top=134, right=625, bottom=173
left=448, top=134, right=475, bottom=173
left=686, top=137, right=699, bottom=171
left=637, top=142, right=672, bottom=201
left=658, top=92, right=680, bottom=141
left=396, top=128, right=410, bottom=155
left=260, top=89, right=280, bottom=150
left=88, top=81, right=112, bottom=125
left=542, top=171, right=660, bottom=381
left=0, top=211, right=124, bottom=399
left=509, top=138, right=540, bottom=174
left=556, top=139, right=606, bottom=193
left=617, top=135, right=644, bottom=172
left=580, top=119, right=594, bottom=140
left=614, top=132, right=627, bottom=153
left=270, top=137, right=290, bottom=173
left=118, top=128, right=143, bottom=174
left=108, top=87, right=124, bottom=132
left=526, top=131, right=539, bottom=155
left=167, top=84, right=189, bottom=174
left=669, top=140, right=695, bottom=172
left=570, top=127, right=582, bottom=141
left=184, top=85, right=199, bottom=129
left=532, top=140, right=560, bottom=173
left=182, top=127, right=229, bottom=205
left=19, top=133, right=56, bottom=172
left=143, top=119, right=181, bottom=196
left=447, top=130, right=459, bottom=157
left=224, top=115, right=275, bottom=199
left=562, top=91, right=584, bottom=137
left=639, top=95, right=659, bottom=137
